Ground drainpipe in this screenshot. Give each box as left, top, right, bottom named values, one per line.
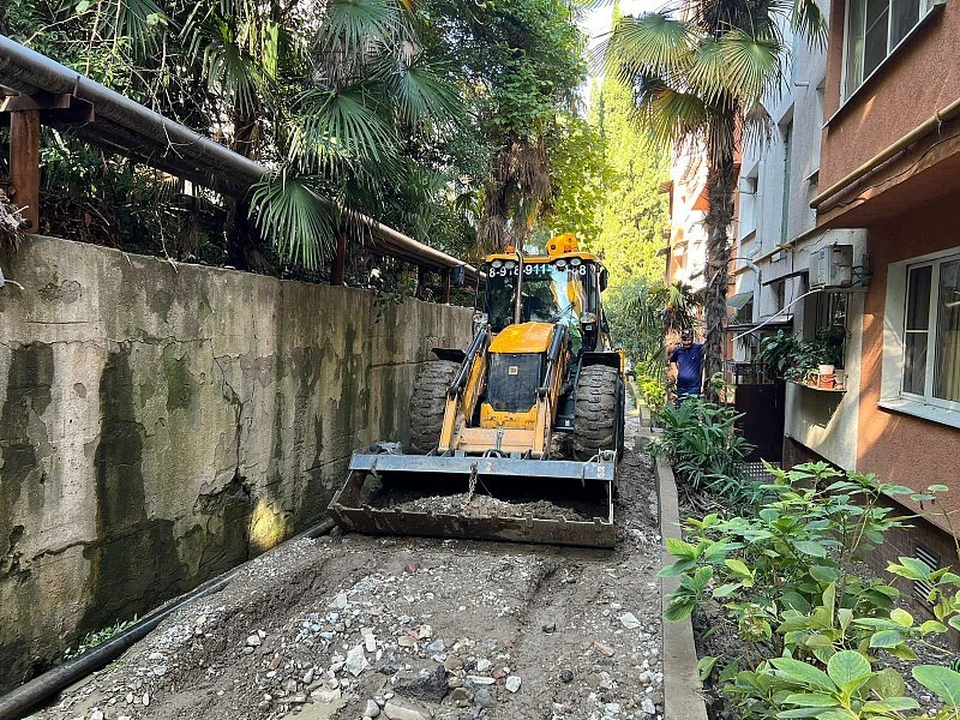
left=0, top=519, right=335, bottom=720
left=811, top=96, right=960, bottom=213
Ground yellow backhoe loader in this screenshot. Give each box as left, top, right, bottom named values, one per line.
left=329, top=234, right=625, bottom=548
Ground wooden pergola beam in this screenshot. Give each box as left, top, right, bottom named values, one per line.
left=9, top=109, right=39, bottom=231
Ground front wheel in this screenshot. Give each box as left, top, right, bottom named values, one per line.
left=573, top=365, right=624, bottom=461
left=409, top=360, right=460, bottom=454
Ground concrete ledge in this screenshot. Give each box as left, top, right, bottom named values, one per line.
left=655, top=454, right=709, bottom=720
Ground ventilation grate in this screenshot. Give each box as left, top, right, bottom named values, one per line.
left=914, top=543, right=941, bottom=608
left=739, top=461, right=781, bottom=483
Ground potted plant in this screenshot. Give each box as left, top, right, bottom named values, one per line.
left=756, top=329, right=845, bottom=386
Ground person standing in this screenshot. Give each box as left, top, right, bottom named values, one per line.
left=668, top=328, right=704, bottom=404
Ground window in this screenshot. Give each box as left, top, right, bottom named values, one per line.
left=902, top=258, right=960, bottom=406
left=843, top=0, right=940, bottom=99
left=882, top=249, right=960, bottom=427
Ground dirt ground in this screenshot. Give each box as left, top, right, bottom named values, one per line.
left=31, top=414, right=663, bottom=720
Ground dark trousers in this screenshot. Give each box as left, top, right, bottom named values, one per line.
left=676, top=384, right=700, bottom=406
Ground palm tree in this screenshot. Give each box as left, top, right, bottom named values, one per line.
left=605, top=0, right=825, bottom=401
left=249, top=0, right=466, bottom=270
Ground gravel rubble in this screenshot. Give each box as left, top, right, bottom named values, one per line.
left=31, top=412, right=662, bottom=720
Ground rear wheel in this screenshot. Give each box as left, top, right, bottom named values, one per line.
left=574, top=365, right=623, bottom=461
left=409, top=360, right=460, bottom=454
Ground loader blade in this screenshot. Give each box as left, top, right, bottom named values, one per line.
left=328, top=452, right=616, bottom=549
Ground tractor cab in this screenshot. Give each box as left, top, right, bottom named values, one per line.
left=479, top=233, right=610, bottom=355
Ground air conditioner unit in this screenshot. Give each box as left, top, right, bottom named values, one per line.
left=809, top=245, right=854, bottom=288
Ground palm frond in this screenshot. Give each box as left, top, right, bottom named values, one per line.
left=717, top=29, right=783, bottom=103
left=249, top=170, right=340, bottom=270
left=740, top=99, right=775, bottom=149
left=318, top=0, right=405, bottom=57
left=607, top=12, right=697, bottom=79
left=634, top=75, right=710, bottom=148
left=686, top=37, right=727, bottom=105
left=289, top=86, right=398, bottom=173
left=791, top=0, right=828, bottom=49
left=387, top=56, right=464, bottom=128
left=203, top=30, right=262, bottom=116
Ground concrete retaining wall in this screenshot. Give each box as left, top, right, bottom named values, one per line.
left=0, top=235, right=471, bottom=690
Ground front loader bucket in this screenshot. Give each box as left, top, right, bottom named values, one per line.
left=328, top=452, right=616, bottom=549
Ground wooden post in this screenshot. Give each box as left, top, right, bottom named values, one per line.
left=442, top=269, right=452, bottom=304
left=331, top=230, right=347, bottom=285
left=9, top=110, right=40, bottom=231
left=417, top=265, right=427, bottom=300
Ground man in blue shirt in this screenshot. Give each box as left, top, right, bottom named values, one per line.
left=668, top=328, right=704, bottom=405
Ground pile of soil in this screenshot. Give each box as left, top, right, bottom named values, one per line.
left=365, top=490, right=606, bottom=523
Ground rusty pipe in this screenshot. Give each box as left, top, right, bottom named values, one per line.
left=811, top=96, right=960, bottom=212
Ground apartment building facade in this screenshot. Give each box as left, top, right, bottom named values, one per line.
left=726, top=0, right=960, bottom=598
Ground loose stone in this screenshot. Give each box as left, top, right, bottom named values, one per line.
left=364, top=699, right=381, bottom=718
left=505, top=675, right=521, bottom=693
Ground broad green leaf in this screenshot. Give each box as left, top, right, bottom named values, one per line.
left=913, top=665, right=960, bottom=708
left=928, top=484, right=949, bottom=492
left=804, top=633, right=834, bottom=649
left=867, top=667, right=906, bottom=697
left=777, top=710, right=833, bottom=719
left=659, top=558, right=698, bottom=576
left=869, top=630, right=903, bottom=648
left=724, top=558, right=752, bottom=577
left=884, top=484, right=915, bottom=495
left=837, top=608, right=853, bottom=631
left=920, top=620, right=947, bottom=635
left=809, top=565, right=839, bottom=583
left=665, top=537, right=698, bottom=559
left=781, top=693, right=839, bottom=707
left=886, top=558, right=927, bottom=581
left=826, top=650, right=871, bottom=688
left=794, top=541, right=827, bottom=558
left=698, top=655, right=719, bottom=681
left=861, top=697, right=921, bottom=712
left=889, top=643, right=918, bottom=661
left=770, top=658, right=835, bottom=692
left=712, top=583, right=740, bottom=599
left=890, top=608, right=914, bottom=627
left=810, top=710, right=857, bottom=720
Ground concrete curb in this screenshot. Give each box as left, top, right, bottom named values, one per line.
left=654, top=453, right=709, bottom=720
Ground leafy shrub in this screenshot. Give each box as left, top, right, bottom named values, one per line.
left=636, top=374, right=668, bottom=416
left=663, top=463, right=960, bottom=719
left=650, top=400, right=759, bottom=504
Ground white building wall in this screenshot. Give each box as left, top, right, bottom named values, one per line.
left=731, top=0, right=868, bottom=470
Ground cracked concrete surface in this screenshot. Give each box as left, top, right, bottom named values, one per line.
left=0, top=235, right=471, bottom=693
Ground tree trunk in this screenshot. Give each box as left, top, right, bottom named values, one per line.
left=702, top=111, right=737, bottom=403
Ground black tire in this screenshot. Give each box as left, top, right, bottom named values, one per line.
left=574, top=365, right=623, bottom=460
left=409, top=360, right=460, bottom=454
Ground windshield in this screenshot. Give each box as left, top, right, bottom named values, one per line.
left=483, top=260, right=596, bottom=333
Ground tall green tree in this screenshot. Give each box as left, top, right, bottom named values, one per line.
left=606, top=0, right=825, bottom=399
left=589, top=62, right=669, bottom=288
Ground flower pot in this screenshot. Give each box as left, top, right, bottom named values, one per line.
left=818, top=364, right=835, bottom=375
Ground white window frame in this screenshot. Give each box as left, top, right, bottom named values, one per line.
left=840, top=0, right=943, bottom=101
left=881, top=247, right=960, bottom=428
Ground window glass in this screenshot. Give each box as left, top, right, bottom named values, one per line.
left=844, top=0, right=931, bottom=98
left=864, top=0, right=890, bottom=77
left=906, top=265, right=931, bottom=330
left=934, top=260, right=960, bottom=402
left=903, top=265, right=931, bottom=395
left=891, top=0, right=921, bottom=45
left=845, top=0, right=866, bottom=94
